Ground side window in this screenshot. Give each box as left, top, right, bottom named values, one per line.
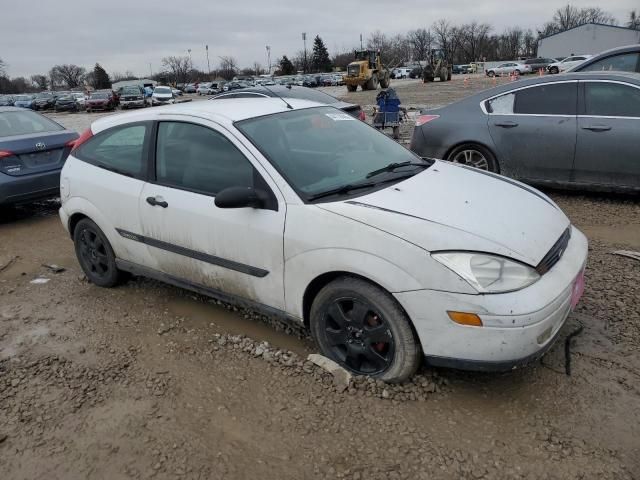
left=584, top=82, right=640, bottom=117
left=514, top=83, right=577, bottom=115
left=75, top=123, right=148, bottom=178
left=580, top=53, right=640, bottom=73
left=486, top=93, right=515, bottom=114
left=155, top=122, right=254, bottom=195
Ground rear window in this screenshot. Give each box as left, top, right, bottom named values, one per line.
left=0, top=110, right=64, bottom=137
left=579, top=52, right=640, bottom=73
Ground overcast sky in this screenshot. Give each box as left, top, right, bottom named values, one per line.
left=2, top=0, right=637, bottom=78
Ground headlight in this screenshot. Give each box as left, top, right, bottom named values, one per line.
left=432, top=252, right=540, bottom=293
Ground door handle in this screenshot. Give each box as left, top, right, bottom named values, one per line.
left=146, top=196, right=168, bottom=208
left=582, top=125, right=611, bottom=132
left=494, top=121, right=519, bottom=128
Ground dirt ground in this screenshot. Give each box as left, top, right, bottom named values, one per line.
left=1, top=77, right=639, bottom=479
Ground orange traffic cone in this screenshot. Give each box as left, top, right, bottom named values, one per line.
left=463, top=76, right=468, bottom=88
left=539, top=68, right=544, bottom=76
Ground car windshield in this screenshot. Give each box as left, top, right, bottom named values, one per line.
left=236, top=106, right=427, bottom=200
left=90, top=93, right=108, bottom=99
left=15, top=95, right=31, bottom=101
left=36, top=93, right=53, bottom=98
left=122, top=88, right=139, bottom=94
left=0, top=110, right=64, bottom=137
left=155, top=87, right=171, bottom=94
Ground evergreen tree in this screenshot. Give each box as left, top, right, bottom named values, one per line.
left=311, top=35, right=332, bottom=73
left=279, top=55, right=296, bottom=75
left=93, top=63, right=111, bottom=89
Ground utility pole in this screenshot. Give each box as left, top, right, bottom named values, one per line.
left=206, top=45, right=211, bottom=77
left=360, top=34, right=363, bottom=50
left=149, top=63, right=153, bottom=77
left=302, top=32, right=307, bottom=73
left=265, top=45, right=271, bottom=75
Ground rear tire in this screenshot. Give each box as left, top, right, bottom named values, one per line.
left=73, top=218, right=122, bottom=288
left=365, top=73, right=379, bottom=90
left=447, top=143, right=499, bottom=172
left=392, top=126, right=400, bottom=140
left=310, top=276, right=421, bottom=383
left=379, top=71, right=390, bottom=88
left=346, top=84, right=357, bottom=92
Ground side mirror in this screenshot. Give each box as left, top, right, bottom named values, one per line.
left=215, top=186, right=265, bottom=209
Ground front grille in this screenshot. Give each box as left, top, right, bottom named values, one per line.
left=536, top=227, right=571, bottom=275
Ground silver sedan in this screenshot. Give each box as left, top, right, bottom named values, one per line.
left=410, top=71, right=640, bottom=192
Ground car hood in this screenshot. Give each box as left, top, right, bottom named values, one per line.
left=153, top=93, right=172, bottom=98
left=318, top=161, right=570, bottom=266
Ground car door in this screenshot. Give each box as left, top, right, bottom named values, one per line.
left=137, top=118, right=287, bottom=310
left=487, top=81, right=577, bottom=182
left=66, top=121, right=155, bottom=266
left=573, top=80, right=640, bottom=188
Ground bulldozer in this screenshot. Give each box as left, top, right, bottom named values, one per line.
left=344, top=50, right=390, bottom=92
left=422, top=49, right=453, bottom=83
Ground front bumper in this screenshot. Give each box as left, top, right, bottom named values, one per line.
left=394, top=226, right=588, bottom=370
left=0, top=169, right=61, bottom=205
left=55, top=103, right=78, bottom=111
left=121, top=99, right=145, bottom=108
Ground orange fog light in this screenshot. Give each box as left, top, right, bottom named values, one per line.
left=447, top=311, right=483, bottom=327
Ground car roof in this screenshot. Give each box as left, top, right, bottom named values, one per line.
left=0, top=106, right=25, bottom=113
left=484, top=71, right=640, bottom=94
left=90, top=98, right=326, bottom=132
left=573, top=44, right=640, bottom=70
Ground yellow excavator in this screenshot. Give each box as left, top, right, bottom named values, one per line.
left=344, top=50, right=391, bottom=92
left=422, top=49, right=453, bottom=83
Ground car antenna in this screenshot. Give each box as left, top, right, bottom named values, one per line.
left=260, top=85, right=293, bottom=109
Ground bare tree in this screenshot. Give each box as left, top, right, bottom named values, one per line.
left=498, top=28, right=524, bottom=60
left=30, top=74, right=48, bottom=90
left=217, top=56, right=238, bottom=80
left=49, top=64, right=86, bottom=89
left=459, top=22, right=492, bottom=62
left=332, top=51, right=355, bottom=70
left=432, top=20, right=460, bottom=60
left=522, top=29, right=537, bottom=58
left=0, top=58, right=6, bottom=77
left=407, top=29, right=433, bottom=62
left=161, top=56, right=192, bottom=84
left=366, top=30, right=392, bottom=54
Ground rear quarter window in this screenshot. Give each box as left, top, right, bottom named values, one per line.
left=74, top=122, right=150, bottom=179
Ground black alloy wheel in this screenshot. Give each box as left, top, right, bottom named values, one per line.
left=321, top=297, right=395, bottom=375
left=73, top=218, right=122, bottom=287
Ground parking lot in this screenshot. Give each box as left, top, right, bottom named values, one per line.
left=1, top=75, right=639, bottom=479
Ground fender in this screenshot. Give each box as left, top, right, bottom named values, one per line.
left=284, top=247, right=423, bottom=319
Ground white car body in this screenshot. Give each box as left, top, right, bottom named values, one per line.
left=393, top=68, right=412, bottom=79
left=72, top=92, right=86, bottom=108
left=59, top=99, right=588, bottom=373
left=488, top=62, right=532, bottom=76
left=151, top=87, right=175, bottom=106
left=547, top=55, right=593, bottom=73
left=196, top=83, right=212, bottom=95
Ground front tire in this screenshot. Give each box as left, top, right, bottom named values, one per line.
left=487, top=71, right=495, bottom=77
left=310, top=277, right=421, bottom=382
left=549, top=66, right=559, bottom=74
left=73, top=218, right=122, bottom=288
left=447, top=143, right=499, bottom=172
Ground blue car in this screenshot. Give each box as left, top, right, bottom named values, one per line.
left=0, top=107, right=78, bottom=206
left=12, top=94, right=35, bottom=109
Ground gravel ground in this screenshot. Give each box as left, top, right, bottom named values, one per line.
left=1, top=78, right=639, bottom=479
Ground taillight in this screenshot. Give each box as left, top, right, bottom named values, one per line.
left=416, top=114, right=440, bottom=127
left=0, top=150, right=13, bottom=158
left=71, top=128, right=93, bottom=152
left=65, top=139, right=76, bottom=148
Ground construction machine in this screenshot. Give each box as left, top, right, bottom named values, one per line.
left=344, top=50, right=390, bottom=92
left=422, top=49, right=453, bottom=83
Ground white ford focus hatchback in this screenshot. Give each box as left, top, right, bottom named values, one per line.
left=59, top=98, right=588, bottom=382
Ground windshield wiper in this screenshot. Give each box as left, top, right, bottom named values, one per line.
left=307, top=182, right=380, bottom=201
left=365, top=160, right=430, bottom=179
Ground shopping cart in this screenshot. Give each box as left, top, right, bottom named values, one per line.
left=373, top=88, right=404, bottom=139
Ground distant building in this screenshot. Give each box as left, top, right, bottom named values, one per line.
left=111, top=79, right=157, bottom=90
left=538, top=23, right=640, bottom=59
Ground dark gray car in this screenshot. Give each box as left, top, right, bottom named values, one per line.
left=210, top=85, right=364, bottom=119
left=410, top=72, right=640, bottom=192
left=0, top=107, right=79, bottom=205
left=569, top=44, right=640, bottom=74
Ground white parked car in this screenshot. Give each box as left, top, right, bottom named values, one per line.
left=486, top=62, right=532, bottom=77
left=196, top=83, right=212, bottom=95
left=59, top=99, right=588, bottom=381
left=547, top=55, right=592, bottom=74
left=151, top=86, right=175, bottom=106
left=72, top=92, right=87, bottom=109
left=393, top=68, right=412, bottom=79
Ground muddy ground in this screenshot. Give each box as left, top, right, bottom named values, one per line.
left=1, top=77, right=639, bottom=479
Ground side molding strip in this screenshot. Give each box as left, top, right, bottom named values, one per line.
left=116, top=229, right=269, bottom=278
